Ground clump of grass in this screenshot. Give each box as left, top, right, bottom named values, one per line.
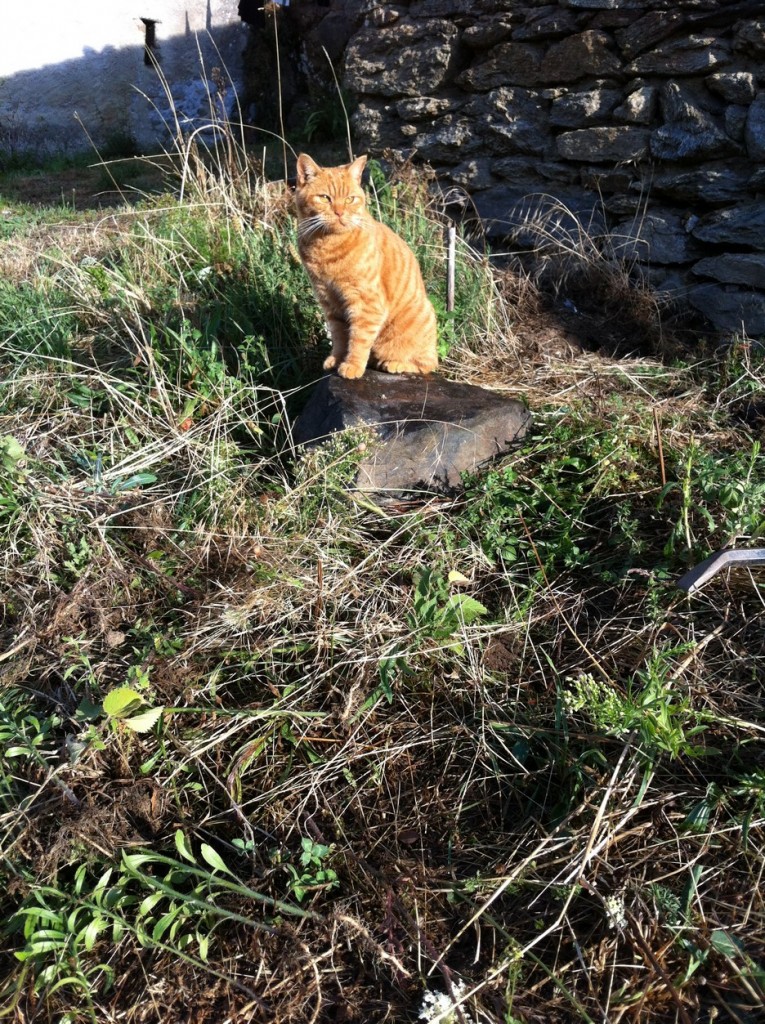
left=496, top=192, right=696, bottom=363
left=367, top=157, right=503, bottom=359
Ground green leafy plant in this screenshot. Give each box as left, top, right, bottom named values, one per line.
left=290, top=426, right=377, bottom=527
left=4, top=830, right=315, bottom=1008
left=302, top=89, right=354, bottom=144
left=409, top=568, right=489, bottom=648
left=102, top=686, right=164, bottom=735
left=0, top=689, right=65, bottom=817
left=0, top=278, right=78, bottom=358
left=1, top=433, right=25, bottom=472
left=565, top=647, right=711, bottom=762
left=650, top=867, right=765, bottom=996
left=7, top=865, right=117, bottom=1021
left=285, top=837, right=339, bottom=903
left=661, top=440, right=765, bottom=559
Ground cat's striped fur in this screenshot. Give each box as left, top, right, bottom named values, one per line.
left=295, top=153, right=438, bottom=379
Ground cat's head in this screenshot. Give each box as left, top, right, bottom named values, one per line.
left=295, top=153, right=369, bottom=236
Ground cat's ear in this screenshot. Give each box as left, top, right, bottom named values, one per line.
left=347, top=154, right=368, bottom=184
left=296, top=153, right=321, bottom=185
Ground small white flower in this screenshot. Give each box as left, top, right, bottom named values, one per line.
left=605, top=893, right=627, bottom=931
left=419, top=981, right=476, bottom=1024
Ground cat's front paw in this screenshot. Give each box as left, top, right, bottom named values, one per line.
left=379, top=360, right=416, bottom=375
left=323, top=355, right=338, bottom=370
left=337, top=361, right=366, bottom=380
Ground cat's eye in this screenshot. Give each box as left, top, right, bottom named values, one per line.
left=318, top=194, right=331, bottom=202
left=345, top=196, right=356, bottom=204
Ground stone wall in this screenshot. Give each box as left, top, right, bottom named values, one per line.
left=292, top=0, right=765, bottom=336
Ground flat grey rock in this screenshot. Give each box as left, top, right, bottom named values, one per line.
left=692, top=201, right=765, bottom=249
left=613, top=212, right=700, bottom=266
left=294, top=371, right=532, bottom=497
left=556, top=127, right=651, bottom=163
left=692, top=253, right=765, bottom=288
left=688, top=284, right=765, bottom=336
left=644, top=162, right=754, bottom=203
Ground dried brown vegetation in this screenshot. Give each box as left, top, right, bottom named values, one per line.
left=1, top=153, right=764, bottom=1024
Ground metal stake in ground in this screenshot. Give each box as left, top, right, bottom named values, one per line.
left=446, top=223, right=456, bottom=313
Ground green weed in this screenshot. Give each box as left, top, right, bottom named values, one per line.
left=661, top=439, right=765, bottom=559
left=301, top=89, right=356, bottom=145
left=460, top=414, right=654, bottom=577
left=284, top=837, right=339, bottom=902
left=565, top=645, right=711, bottom=762
left=0, top=278, right=77, bottom=359
left=409, top=567, right=488, bottom=650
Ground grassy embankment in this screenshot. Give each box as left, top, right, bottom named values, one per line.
left=1, top=132, right=764, bottom=1024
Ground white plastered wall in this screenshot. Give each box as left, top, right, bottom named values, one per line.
left=0, top=1, right=247, bottom=156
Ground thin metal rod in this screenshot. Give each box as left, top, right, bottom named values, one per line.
left=676, top=547, right=765, bottom=593
left=446, top=223, right=456, bottom=313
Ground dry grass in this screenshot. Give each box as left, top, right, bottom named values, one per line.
left=1, top=141, right=764, bottom=1024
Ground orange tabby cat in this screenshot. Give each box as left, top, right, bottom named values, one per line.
left=295, top=153, right=438, bottom=379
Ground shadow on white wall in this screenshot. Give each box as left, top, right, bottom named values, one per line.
left=0, top=1, right=249, bottom=160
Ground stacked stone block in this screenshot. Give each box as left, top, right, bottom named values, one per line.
left=294, top=0, right=765, bottom=335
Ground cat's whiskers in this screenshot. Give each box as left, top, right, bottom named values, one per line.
left=298, top=215, right=328, bottom=240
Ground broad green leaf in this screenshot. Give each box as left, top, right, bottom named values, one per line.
left=26, top=928, right=65, bottom=941
left=446, top=593, right=489, bottom=623
left=92, top=867, right=114, bottom=896
left=175, top=829, right=197, bottom=864
left=122, top=852, right=155, bottom=873
left=13, top=907, right=63, bottom=925
left=28, top=939, right=66, bottom=953
left=710, top=929, right=744, bottom=959
left=123, top=706, right=164, bottom=733
left=113, top=472, right=157, bottom=491
left=103, top=687, right=144, bottom=719
left=1, top=435, right=25, bottom=471
left=137, top=891, right=164, bottom=917
left=152, top=906, right=182, bottom=942
left=682, top=799, right=712, bottom=832
left=104, top=886, right=127, bottom=910
left=81, top=917, right=108, bottom=952
left=66, top=907, right=85, bottom=932
left=74, top=863, right=88, bottom=893
left=46, top=975, right=91, bottom=996
left=200, top=844, right=234, bottom=876
left=167, top=869, right=194, bottom=887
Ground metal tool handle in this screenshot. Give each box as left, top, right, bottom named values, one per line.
left=676, top=547, right=765, bottom=594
